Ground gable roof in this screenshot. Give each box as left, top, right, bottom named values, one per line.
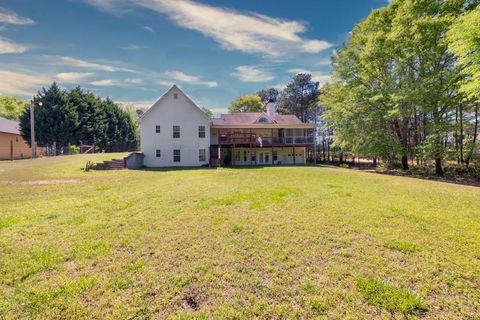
left=212, top=112, right=304, bottom=126
left=0, top=116, right=21, bottom=135
left=140, top=84, right=209, bottom=121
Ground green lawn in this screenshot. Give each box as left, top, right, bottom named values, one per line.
left=0, top=154, right=479, bottom=319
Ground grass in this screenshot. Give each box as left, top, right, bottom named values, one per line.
left=0, top=154, right=479, bottom=319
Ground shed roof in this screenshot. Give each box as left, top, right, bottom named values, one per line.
left=0, top=116, right=21, bottom=135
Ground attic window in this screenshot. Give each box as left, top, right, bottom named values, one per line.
left=258, top=117, right=269, bottom=123
left=173, top=93, right=178, bottom=99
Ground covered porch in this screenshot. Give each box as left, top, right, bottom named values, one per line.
left=210, top=146, right=307, bottom=166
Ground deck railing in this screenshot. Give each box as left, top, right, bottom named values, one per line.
left=219, top=133, right=313, bottom=145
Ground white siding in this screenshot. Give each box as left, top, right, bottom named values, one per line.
left=140, top=86, right=210, bottom=167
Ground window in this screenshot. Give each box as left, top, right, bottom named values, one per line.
left=198, top=125, right=206, bottom=138
left=258, top=117, right=269, bottom=123
left=199, top=149, right=206, bottom=162
left=173, top=149, right=181, bottom=162
left=173, top=125, right=180, bottom=138
left=155, top=125, right=161, bottom=133
left=236, top=150, right=241, bottom=162
left=156, top=149, right=161, bottom=158
left=243, top=150, right=247, bottom=162
left=15, top=137, right=19, bottom=142
left=273, top=151, right=278, bottom=161
left=173, top=93, right=178, bottom=99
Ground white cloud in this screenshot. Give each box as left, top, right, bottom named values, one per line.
left=91, top=77, right=144, bottom=88
left=51, top=56, right=137, bottom=73
left=86, top=0, right=332, bottom=57
left=0, top=7, right=34, bottom=25
left=162, top=70, right=218, bottom=87
left=287, top=68, right=331, bottom=86
left=125, top=78, right=143, bottom=85
left=157, top=79, right=174, bottom=87
left=56, top=72, right=93, bottom=82
left=121, top=44, right=148, bottom=50
left=0, top=70, right=51, bottom=97
left=0, top=37, right=28, bottom=54
left=143, top=25, right=155, bottom=33
left=231, top=65, right=275, bottom=82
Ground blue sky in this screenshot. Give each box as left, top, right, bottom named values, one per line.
left=0, top=0, right=388, bottom=114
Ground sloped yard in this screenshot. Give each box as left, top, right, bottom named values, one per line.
left=0, top=154, right=479, bottom=319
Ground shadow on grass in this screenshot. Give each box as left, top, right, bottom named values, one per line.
left=140, top=164, right=320, bottom=172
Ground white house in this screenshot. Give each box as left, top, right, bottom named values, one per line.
left=140, top=85, right=210, bottom=167
left=140, top=85, right=315, bottom=167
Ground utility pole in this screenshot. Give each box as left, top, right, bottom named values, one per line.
left=313, top=107, right=318, bottom=165
left=30, top=100, right=36, bottom=158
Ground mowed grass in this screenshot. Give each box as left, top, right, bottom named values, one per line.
left=0, top=154, right=479, bottom=319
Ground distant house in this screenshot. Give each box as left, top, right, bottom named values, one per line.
left=0, top=116, right=39, bottom=160
left=140, top=85, right=315, bottom=167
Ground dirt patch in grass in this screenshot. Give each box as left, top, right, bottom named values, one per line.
left=7, top=179, right=82, bottom=186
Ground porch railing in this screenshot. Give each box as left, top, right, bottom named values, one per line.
left=219, top=133, right=313, bottom=145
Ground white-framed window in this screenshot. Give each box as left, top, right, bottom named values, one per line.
left=173, top=125, right=180, bottom=138
left=155, top=125, right=161, bottom=133
left=173, top=149, right=181, bottom=162
left=273, top=150, right=278, bottom=161
left=198, top=125, right=206, bottom=138
left=156, top=149, right=161, bottom=158
left=199, top=149, right=206, bottom=162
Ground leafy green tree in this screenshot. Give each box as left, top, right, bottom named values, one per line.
left=278, top=73, right=320, bottom=123
left=322, top=0, right=472, bottom=174
left=447, top=6, right=480, bottom=99
left=0, top=96, right=28, bottom=120
left=229, top=95, right=264, bottom=113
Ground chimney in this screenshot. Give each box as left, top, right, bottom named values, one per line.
left=266, top=100, right=275, bottom=116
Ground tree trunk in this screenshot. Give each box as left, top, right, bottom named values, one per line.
left=401, top=155, right=409, bottom=170
left=459, top=104, right=464, bottom=164
left=435, top=158, right=443, bottom=176
left=465, top=104, right=479, bottom=167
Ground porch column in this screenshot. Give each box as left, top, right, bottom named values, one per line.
left=271, top=128, right=274, bottom=165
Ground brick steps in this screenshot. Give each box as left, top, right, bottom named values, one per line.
left=92, top=158, right=125, bottom=170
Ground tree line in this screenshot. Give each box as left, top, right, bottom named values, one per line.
left=229, top=73, right=321, bottom=123
left=321, top=0, right=479, bottom=175
left=19, top=82, right=139, bottom=154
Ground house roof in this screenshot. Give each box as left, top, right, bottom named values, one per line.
left=0, top=116, right=21, bottom=135
left=140, top=84, right=209, bottom=121
left=212, top=112, right=313, bottom=128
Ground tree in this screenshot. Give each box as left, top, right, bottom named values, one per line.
left=0, top=96, right=28, bottom=120
left=19, top=82, right=79, bottom=153
left=447, top=6, right=480, bottom=99
left=229, top=95, right=264, bottom=113
left=322, top=0, right=472, bottom=174
left=19, top=83, right=139, bottom=153
left=256, top=88, right=279, bottom=103
left=277, top=73, right=320, bottom=123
